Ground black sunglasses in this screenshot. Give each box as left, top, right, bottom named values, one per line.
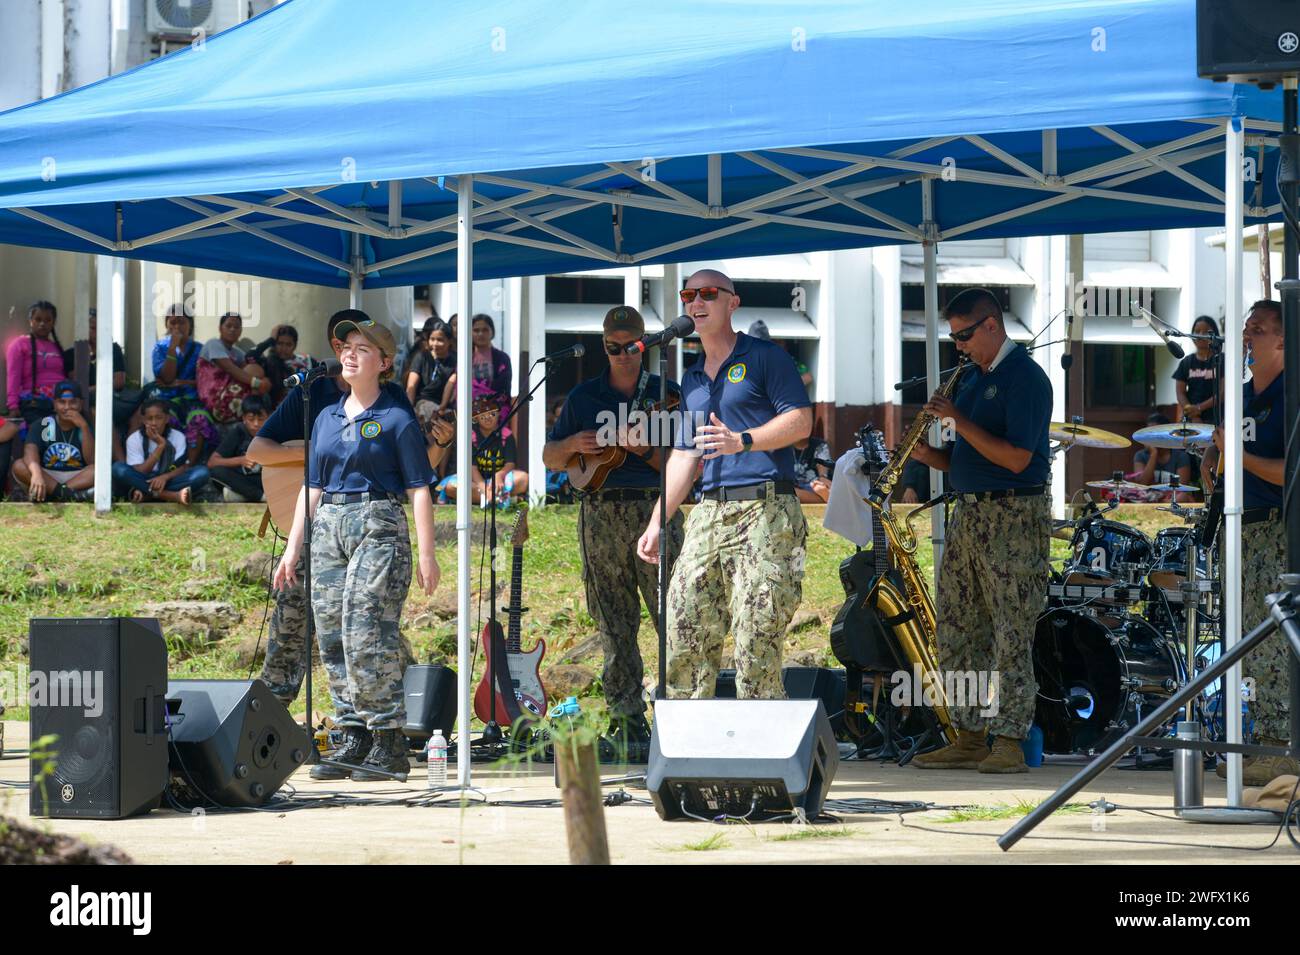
left=603, top=340, right=633, bottom=355
left=949, top=315, right=991, bottom=343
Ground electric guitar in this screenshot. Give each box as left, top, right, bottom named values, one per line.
left=566, top=394, right=680, bottom=492
left=473, top=510, right=547, bottom=726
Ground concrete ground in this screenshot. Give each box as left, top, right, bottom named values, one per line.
left=2, top=721, right=1293, bottom=865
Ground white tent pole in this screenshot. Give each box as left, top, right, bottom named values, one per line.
left=921, top=178, right=944, bottom=571
left=456, top=175, right=474, bottom=788
left=1223, top=117, right=1245, bottom=806
left=93, top=255, right=124, bottom=514
left=349, top=232, right=363, bottom=309
left=139, top=261, right=158, bottom=385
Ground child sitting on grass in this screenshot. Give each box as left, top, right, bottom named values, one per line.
left=208, top=394, right=271, bottom=502
left=111, top=398, right=210, bottom=504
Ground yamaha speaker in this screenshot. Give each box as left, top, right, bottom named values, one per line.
left=165, top=679, right=311, bottom=807
left=401, top=664, right=457, bottom=746
left=646, top=699, right=839, bottom=821
left=28, top=617, right=168, bottom=819
left=1198, top=0, right=1300, bottom=87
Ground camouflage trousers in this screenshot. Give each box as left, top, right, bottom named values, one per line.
left=666, top=490, right=807, bottom=700
left=1241, top=518, right=1292, bottom=740
left=579, top=495, right=684, bottom=716
left=259, top=552, right=340, bottom=711
left=311, top=500, right=412, bottom=731
left=936, top=494, right=1050, bottom=739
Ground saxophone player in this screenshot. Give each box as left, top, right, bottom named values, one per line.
left=910, top=289, right=1053, bottom=773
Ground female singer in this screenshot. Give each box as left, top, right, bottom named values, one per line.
left=273, top=317, right=440, bottom=780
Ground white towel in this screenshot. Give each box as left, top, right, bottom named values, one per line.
left=823, top=448, right=874, bottom=546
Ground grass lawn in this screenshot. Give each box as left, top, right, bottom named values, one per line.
left=0, top=501, right=1191, bottom=724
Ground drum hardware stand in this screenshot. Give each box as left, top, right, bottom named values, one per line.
left=1001, top=575, right=1300, bottom=850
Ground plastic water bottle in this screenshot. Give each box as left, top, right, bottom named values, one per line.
left=426, top=730, right=447, bottom=788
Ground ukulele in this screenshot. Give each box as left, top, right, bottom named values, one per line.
left=566, top=394, right=681, bottom=492
left=473, top=509, right=547, bottom=726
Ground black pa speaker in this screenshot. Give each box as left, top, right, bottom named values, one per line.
left=28, top=617, right=169, bottom=819
left=165, top=679, right=311, bottom=807
left=401, top=664, right=457, bottom=745
left=1198, top=0, right=1300, bottom=87
left=646, top=699, right=839, bottom=821
left=712, top=667, right=846, bottom=735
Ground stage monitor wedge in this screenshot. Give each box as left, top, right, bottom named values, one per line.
left=647, top=699, right=839, bottom=821
left=166, top=679, right=311, bottom=808
left=1198, top=0, right=1300, bottom=87
left=28, top=617, right=169, bottom=819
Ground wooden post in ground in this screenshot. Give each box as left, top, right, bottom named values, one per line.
left=555, top=739, right=609, bottom=865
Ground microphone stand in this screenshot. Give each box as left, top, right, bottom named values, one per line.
left=657, top=341, right=670, bottom=702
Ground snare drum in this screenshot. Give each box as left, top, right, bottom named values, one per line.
left=1062, top=519, right=1152, bottom=608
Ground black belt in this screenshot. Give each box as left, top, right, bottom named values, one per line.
left=700, top=480, right=796, bottom=503
left=1243, top=507, right=1281, bottom=526
left=323, top=491, right=402, bottom=505
left=582, top=487, right=657, bottom=503
left=957, top=485, right=1046, bottom=503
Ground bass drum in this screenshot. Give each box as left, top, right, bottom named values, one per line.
left=1032, top=607, right=1185, bottom=755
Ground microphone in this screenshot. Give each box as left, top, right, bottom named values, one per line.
left=283, top=358, right=341, bottom=389
left=1133, top=304, right=1185, bottom=360
left=542, top=343, right=585, bottom=362
left=624, top=314, right=696, bottom=355
left=1061, top=312, right=1074, bottom=371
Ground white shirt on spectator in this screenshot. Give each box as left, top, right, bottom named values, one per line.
left=126, top=428, right=188, bottom=471
left=199, top=338, right=245, bottom=364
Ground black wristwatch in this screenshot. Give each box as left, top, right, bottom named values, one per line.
left=740, top=432, right=754, bottom=451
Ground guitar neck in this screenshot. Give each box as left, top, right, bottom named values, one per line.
left=507, top=545, right=524, bottom=651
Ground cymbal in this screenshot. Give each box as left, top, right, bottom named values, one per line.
left=1131, top=422, right=1213, bottom=449
left=1147, top=482, right=1200, bottom=494
left=1050, top=422, right=1130, bottom=449
left=1086, top=478, right=1150, bottom=494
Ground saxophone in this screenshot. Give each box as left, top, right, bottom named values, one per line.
left=868, top=358, right=971, bottom=739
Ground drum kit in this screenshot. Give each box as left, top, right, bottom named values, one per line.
left=1034, top=418, right=1226, bottom=758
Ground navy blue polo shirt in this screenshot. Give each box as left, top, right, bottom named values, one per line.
left=260, top=377, right=413, bottom=445
left=548, top=370, right=681, bottom=489
left=308, top=388, right=433, bottom=495
left=1243, top=373, right=1284, bottom=509
left=948, top=343, right=1052, bottom=492
left=675, top=332, right=811, bottom=493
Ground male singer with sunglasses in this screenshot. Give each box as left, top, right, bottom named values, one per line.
left=637, top=270, right=812, bottom=700
left=909, top=288, right=1052, bottom=774
left=544, top=306, right=684, bottom=748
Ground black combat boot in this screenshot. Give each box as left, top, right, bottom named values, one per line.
left=604, top=713, right=653, bottom=762
left=350, top=729, right=412, bottom=781
left=309, top=726, right=372, bottom=780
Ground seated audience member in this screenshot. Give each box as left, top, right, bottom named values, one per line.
left=793, top=431, right=834, bottom=503
left=443, top=313, right=512, bottom=417
left=436, top=392, right=528, bottom=507
left=272, top=324, right=312, bottom=376
left=197, top=311, right=272, bottom=424
left=149, top=304, right=219, bottom=464
left=208, top=395, right=271, bottom=502
left=1127, top=412, right=1196, bottom=503
left=0, top=415, right=19, bottom=498
left=6, top=300, right=68, bottom=428
left=12, top=380, right=95, bottom=502
left=406, top=318, right=456, bottom=418
left=112, top=398, right=210, bottom=504
left=64, top=307, right=142, bottom=441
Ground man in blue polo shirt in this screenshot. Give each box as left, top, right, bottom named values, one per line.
left=637, top=269, right=812, bottom=700
left=909, top=288, right=1052, bottom=774
left=1208, top=300, right=1296, bottom=785
left=544, top=306, right=685, bottom=746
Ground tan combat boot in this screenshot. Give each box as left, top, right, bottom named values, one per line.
left=912, top=728, right=990, bottom=770
left=978, top=735, right=1029, bottom=774
left=1215, top=738, right=1300, bottom=783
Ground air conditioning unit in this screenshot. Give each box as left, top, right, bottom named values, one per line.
left=147, top=0, right=243, bottom=39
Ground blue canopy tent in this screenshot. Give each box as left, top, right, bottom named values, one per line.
left=0, top=0, right=1280, bottom=792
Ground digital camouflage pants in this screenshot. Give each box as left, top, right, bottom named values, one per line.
left=1241, top=518, right=1292, bottom=740
left=310, top=500, right=413, bottom=731
left=665, top=491, right=807, bottom=700
left=579, top=496, right=683, bottom=716
left=935, top=494, right=1051, bottom=740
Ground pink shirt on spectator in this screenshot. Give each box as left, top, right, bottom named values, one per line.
left=6, top=335, right=66, bottom=411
